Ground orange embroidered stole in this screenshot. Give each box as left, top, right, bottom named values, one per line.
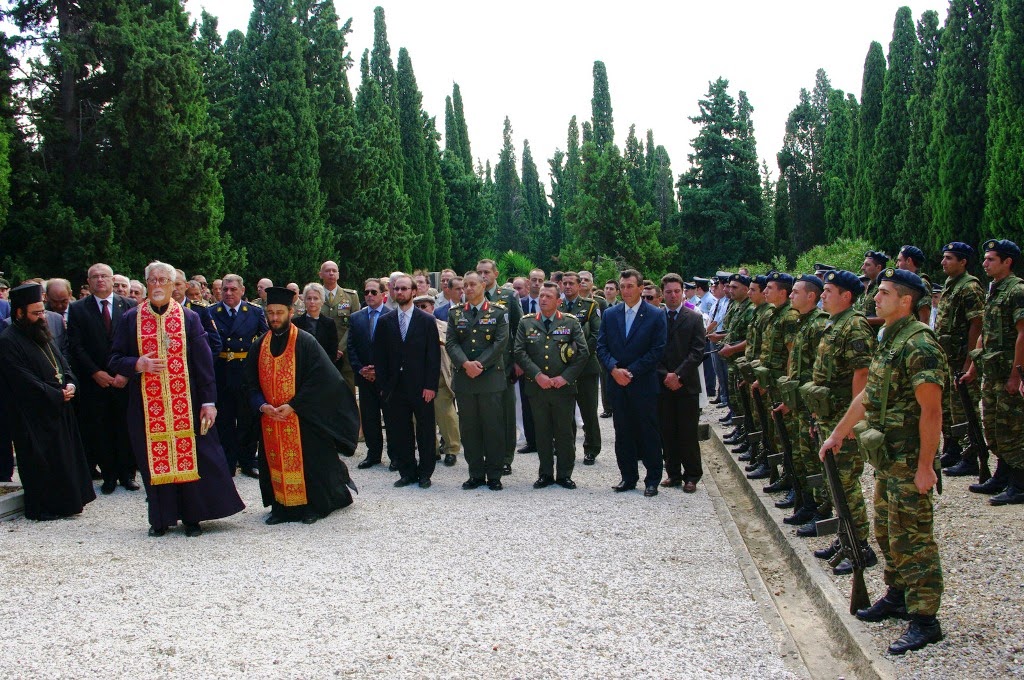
left=258, top=324, right=307, bottom=506
left=138, top=300, right=200, bottom=485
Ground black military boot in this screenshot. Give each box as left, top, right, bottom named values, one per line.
left=746, top=463, right=771, bottom=480
left=833, top=541, right=879, bottom=575
left=763, top=475, right=792, bottom=493
left=887, top=614, right=943, bottom=655
left=734, top=441, right=753, bottom=457
left=856, top=587, right=908, bottom=622
left=814, top=538, right=841, bottom=560
left=744, top=451, right=762, bottom=471
left=943, top=449, right=979, bottom=477
left=723, top=426, right=741, bottom=443
left=796, top=507, right=832, bottom=537
left=969, top=457, right=1009, bottom=494
left=774, top=487, right=797, bottom=509
left=938, top=439, right=961, bottom=469
left=990, top=466, right=1024, bottom=505
left=784, top=492, right=817, bottom=525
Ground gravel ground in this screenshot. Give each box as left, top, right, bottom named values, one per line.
left=1, top=413, right=798, bottom=679
left=710, top=402, right=1024, bottom=679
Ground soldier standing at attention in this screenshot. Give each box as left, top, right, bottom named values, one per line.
left=933, top=242, right=985, bottom=474
left=447, top=271, right=509, bottom=490
left=963, top=239, right=1024, bottom=503
left=319, top=260, right=361, bottom=392
left=560, top=272, right=602, bottom=465
left=516, top=281, right=588, bottom=489
left=855, top=250, right=889, bottom=328
left=820, top=268, right=944, bottom=655
left=476, top=259, right=522, bottom=475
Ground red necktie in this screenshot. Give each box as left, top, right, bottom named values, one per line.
left=102, top=299, right=111, bottom=336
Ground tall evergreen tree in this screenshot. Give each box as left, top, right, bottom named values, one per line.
left=423, top=112, right=452, bottom=268
left=492, top=116, right=527, bottom=253
left=441, top=84, right=490, bottom=271
left=776, top=85, right=825, bottom=258
left=984, top=0, right=1024, bottom=236
left=520, top=140, right=549, bottom=264
left=850, top=41, right=886, bottom=236
left=547, top=116, right=583, bottom=265
left=821, top=88, right=854, bottom=240
left=893, top=10, right=942, bottom=248
left=591, top=61, right=614, bottom=148
left=624, top=125, right=649, bottom=209
left=929, top=0, right=993, bottom=252
left=451, top=83, right=473, bottom=172
left=229, top=0, right=327, bottom=282
left=646, top=135, right=677, bottom=240
left=195, top=11, right=235, bottom=144
left=396, top=47, right=435, bottom=268
left=369, top=5, right=396, bottom=111
left=868, top=6, right=918, bottom=250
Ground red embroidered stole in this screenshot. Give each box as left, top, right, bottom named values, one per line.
left=138, top=300, right=200, bottom=485
left=258, top=324, right=307, bottom=506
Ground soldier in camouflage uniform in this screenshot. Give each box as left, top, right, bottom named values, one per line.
left=821, top=267, right=944, bottom=655
left=560, top=272, right=602, bottom=465
left=934, top=242, right=985, bottom=474
left=731, top=276, right=771, bottom=459
left=895, top=245, right=933, bottom=324
left=516, top=281, right=588, bottom=488
left=805, top=270, right=877, bottom=573
left=748, top=273, right=799, bottom=482
left=964, top=239, right=1024, bottom=504
left=775, top=275, right=829, bottom=537
left=715, top=274, right=753, bottom=443
left=446, top=271, right=509, bottom=491
left=855, top=250, right=888, bottom=328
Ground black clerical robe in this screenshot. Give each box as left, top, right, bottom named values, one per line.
left=246, top=324, right=358, bottom=518
left=0, top=325, right=96, bottom=519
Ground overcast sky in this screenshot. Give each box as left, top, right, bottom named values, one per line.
left=184, top=0, right=947, bottom=185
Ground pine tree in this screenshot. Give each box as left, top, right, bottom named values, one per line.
left=929, top=0, right=993, bottom=252
left=396, top=48, right=435, bottom=268
left=850, top=41, right=886, bottom=236
left=984, top=0, right=1024, bottom=236
left=591, top=61, right=614, bottom=148
left=868, top=6, right=917, bottom=251
left=893, top=10, right=942, bottom=248
left=229, top=0, right=328, bottom=282
left=493, top=116, right=527, bottom=253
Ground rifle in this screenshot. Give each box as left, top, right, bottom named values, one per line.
left=737, top=378, right=759, bottom=451
left=750, top=386, right=780, bottom=484
left=768, top=405, right=797, bottom=488
left=951, top=370, right=991, bottom=484
left=816, top=440, right=871, bottom=615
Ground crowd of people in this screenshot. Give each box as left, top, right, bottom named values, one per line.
left=1, top=239, right=1020, bottom=658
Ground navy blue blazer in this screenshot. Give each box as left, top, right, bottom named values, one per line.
left=596, top=300, right=667, bottom=396
left=183, top=300, right=223, bottom=355
left=209, top=301, right=268, bottom=389
left=347, top=305, right=386, bottom=387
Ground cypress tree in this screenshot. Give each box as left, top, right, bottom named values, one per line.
left=230, top=0, right=327, bottom=282
left=441, top=85, right=491, bottom=271
left=369, top=6, right=396, bottom=111
left=821, top=88, right=854, bottom=240
left=452, top=83, right=473, bottom=172
left=423, top=112, right=452, bottom=268
left=591, top=61, right=614, bottom=148
left=547, top=116, right=583, bottom=264
left=777, top=87, right=825, bottom=258
left=648, top=143, right=677, bottom=243
left=929, top=0, right=993, bottom=252
left=396, top=47, right=435, bottom=268
left=520, top=140, right=549, bottom=264
left=984, top=0, right=1024, bottom=236
left=492, top=116, right=528, bottom=253
left=850, top=41, right=886, bottom=236
left=624, top=125, right=649, bottom=209
left=893, top=10, right=942, bottom=248
left=869, top=6, right=918, bottom=251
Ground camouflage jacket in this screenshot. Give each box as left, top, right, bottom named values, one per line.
left=743, top=302, right=772, bottom=362
left=979, top=274, right=1024, bottom=380
left=758, top=301, right=799, bottom=376
left=786, top=307, right=828, bottom=385
left=812, top=307, right=875, bottom=412
left=854, top=279, right=879, bottom=318
left=934, top=271, right=984, bottom=365
left=723, top=297, right=753, bottom=354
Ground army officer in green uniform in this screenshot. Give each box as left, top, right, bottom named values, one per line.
left=446, top=271, right=509, bottom=491
left=517, top=281, right=588, bottom=489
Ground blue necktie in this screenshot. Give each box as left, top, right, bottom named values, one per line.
left=400, top=311, right=409, bottom=341
left=625, top=307, right=635, bottom=336
left=370, top=308, right=379, bottom=339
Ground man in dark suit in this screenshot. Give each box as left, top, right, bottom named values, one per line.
left=210, top=274, right=268, bottom=477
left=657, top=273, right=706, bottom=492
left=373, top=275, right=441, bottom=488
left=596, top=268, right=668, bottom=497
left=67, top=262, right=139, bottom=493
left=348, top=277, right=389, bottom=470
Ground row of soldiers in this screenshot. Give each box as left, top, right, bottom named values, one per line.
left=711, top=238, right=1024, bottom=656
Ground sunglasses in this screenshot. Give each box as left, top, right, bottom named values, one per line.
left=642, top=295, right=656, bottom=301
left=415, top=303, right=432, bottom=310
left=364, top=289, right=381, bottom=296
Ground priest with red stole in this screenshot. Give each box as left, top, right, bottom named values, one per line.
left=246, top=287, right=358, bottom=525
left=109, top=261, right=244, bottom=537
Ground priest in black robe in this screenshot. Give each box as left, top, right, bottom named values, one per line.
left=246, top=287, right=358, bottom=525
left=109, top=262, right=244, bottom=537
left=0, top=284, right=95, bottom=520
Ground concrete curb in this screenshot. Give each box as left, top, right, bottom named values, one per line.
left=709, top=423, right=897, bottom=680
left=0, top=484, right=24, bottom=522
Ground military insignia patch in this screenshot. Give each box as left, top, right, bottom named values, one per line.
left=242, top=305, right=249, bottom=312
left=852, top=339, right=868, bottom=353
left=559, top=343, right=575, bottom=363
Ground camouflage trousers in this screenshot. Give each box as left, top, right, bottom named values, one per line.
left=729, top=365, right=745, bottom=420
left=794, top=412, right=826, bottom=505
left=942, top=370, right=979, bottom=446
left=819, top=419, right=870, bottom=543
left=874, top=459, right=943, bottom=616
left=981, top=378, right=1024, bottom=468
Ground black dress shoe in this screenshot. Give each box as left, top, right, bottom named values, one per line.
left=708, top=396, right=720, bottom=405
left=517, top=445, right=537, bottom=454
left=600, top=411, right=613, bottom=418
left=612, top=480, right=637, bottom=492
left=36, top=512, right=60, bottom=521
left=183, top=522, right=203, bottom=537
left=357, top=458, right=381, bottom=470
left=462, top=478, right=486, bottom=490
left=555, top=477, right=576, bottom=489
left=148, top=526, right=167, bottom=537
left=388, top=462, right=399, bottom=472
left=888, top=616, right=943, bottom=655
left=718, top=412, right=733, bottom=424
left=533, top=475, right=555, bottom=489
left=939, top=446, right=962, bottom=469
left=989, top=483, right=1024, bottom=505
left=240, top=466, right=260, bottom=479
left=418, top=478, right=432, bottom=489
left=814, top=539, right=841, bottom=560
left=487, top=479, right=503, bottom=491
left=502, top=464, right=512, bottom=475
left=443, top=454, right=457, bottom=467
left=683, top=481, right=697, bottom=493
left=301, top=512, right=318, bottom=525
left=660, top=477, right=683, bottom=487
left=744, top=460, right=761, bottom=472
left=583, top=454, right=597, bottom=465
left=643, top=484, right=659, bottom=497
left=746, top=464, right=770, bottom=480
left=856, top=588, right=908, bottom=622
left=122, top=479, right=141, bottom=491
left=394, top=475, right=419, bottom=487
left=100, top=480, right=117, bottom=495
left=265, top=512, right=288, bottom=525
left=969, top=475, right=1007, bottom=494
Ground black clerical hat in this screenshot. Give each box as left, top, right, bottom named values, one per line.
left=265, top=286, right=296, bottom=307
left=9, top=283, right=42, bottom=310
